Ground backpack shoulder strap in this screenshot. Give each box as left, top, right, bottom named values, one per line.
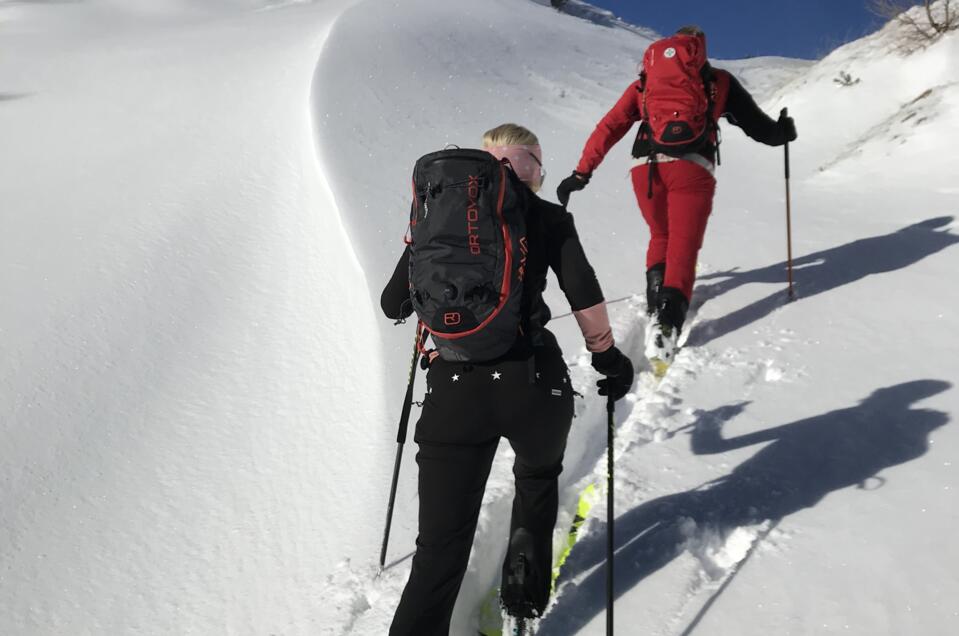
left=710, top=68, right=732, bottom=118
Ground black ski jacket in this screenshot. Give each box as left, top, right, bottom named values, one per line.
left=381, top=189, right=605, bottom=359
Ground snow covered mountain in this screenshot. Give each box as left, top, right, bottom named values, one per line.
left=1, top=1, right=956, bottom=635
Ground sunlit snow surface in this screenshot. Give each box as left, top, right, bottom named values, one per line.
left=1, top=1, right=957, bottom=635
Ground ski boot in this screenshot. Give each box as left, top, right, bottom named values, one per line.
left=500, top=528, right=540, bottom=635
left=645, top=287, right=688, bottom=378
left=645, top=263, right=665, bottom=316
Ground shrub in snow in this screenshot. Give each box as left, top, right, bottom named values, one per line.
left=833, top=70, right=862, bottom=87
left=870, top=0, right=959, bottom=53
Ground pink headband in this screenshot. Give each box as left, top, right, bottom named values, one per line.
left=485, top=144, right=544, bottom=190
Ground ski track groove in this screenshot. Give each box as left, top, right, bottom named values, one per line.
left=539, top=292, right=711, bottom=629
left=327, top=271, right=792, bottom=634
left=541, top=277, right=787, bottom=634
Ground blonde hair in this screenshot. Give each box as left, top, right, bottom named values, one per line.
left=482, top=123, right=539, bottom=148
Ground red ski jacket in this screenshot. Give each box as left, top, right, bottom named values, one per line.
left=575, top=69, right=787, bottom=176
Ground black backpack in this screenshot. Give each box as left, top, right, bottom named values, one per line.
left=408, top=148, right=528, bottom=362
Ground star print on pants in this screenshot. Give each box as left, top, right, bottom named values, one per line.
left=452, top=374, right=460, bottom=382
left=491, top=371, right=502, bottom=380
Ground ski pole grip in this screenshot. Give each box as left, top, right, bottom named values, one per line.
left=395, top=335, right=422, bottom=445
left=781, top=107, right=790, bottom=180
left=396, top=355, right=418, bottom=444
left=397, top=395, right=413, bottom=444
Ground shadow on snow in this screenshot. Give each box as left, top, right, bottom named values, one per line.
left=0, top=93, right=35, bottom=102
left=538, top=379, right=950, bottom=635
left=686, top=216, right=958, bottom=347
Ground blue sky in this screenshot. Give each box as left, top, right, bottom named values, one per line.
left=587, top=0, right=885, bottom=59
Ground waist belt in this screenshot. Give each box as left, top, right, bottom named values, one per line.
left=631, top=152, right=715, bottom=177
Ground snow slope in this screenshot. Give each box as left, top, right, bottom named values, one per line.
left=316, top=1, right=958, bottom=634
left=1, top=1, right=389, bottom=633
left=1, top=0, right=956, bottom=635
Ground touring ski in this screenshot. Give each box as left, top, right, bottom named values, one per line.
left=477, top=485, right=598, bottom=635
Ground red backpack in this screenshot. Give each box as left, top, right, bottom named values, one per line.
left=639, top=34, right=719, bottom=157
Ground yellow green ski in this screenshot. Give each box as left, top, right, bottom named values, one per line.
left=649, top=356, right=671, bottom=379
left=477, top=484, right=599, bottom=635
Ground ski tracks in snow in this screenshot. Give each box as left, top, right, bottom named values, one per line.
left=541, top=275, right=804, bottom=634
left=320, top=271, right=803, bottom=634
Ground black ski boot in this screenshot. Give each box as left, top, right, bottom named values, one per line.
left=657, top=286, right=689, bottom=334
left=500, top=528, right=539, bottom=634
left=645, top=263, right=665, bottom=316
left=645, top=287, right=689, bottom=377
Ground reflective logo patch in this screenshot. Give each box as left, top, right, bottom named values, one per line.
left=467, top=175, right=481, bottom=255
left=551, top=389, right=563, bottom=396
left=444, top=312, right=462, bottom=326
left=664, top=47, right=676, bottom=59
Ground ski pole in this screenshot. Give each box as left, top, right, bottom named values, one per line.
left=606, top=394, right=615, bottom=636
left=781, top=107, right=795, bottom=301
left=379, top=325, right=424, bottom=569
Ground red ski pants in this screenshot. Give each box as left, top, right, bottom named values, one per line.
left=631, top=160, right=716, bottom=302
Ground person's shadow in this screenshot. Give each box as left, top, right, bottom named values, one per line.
left=686, top=216, right=958, bottom=347
left=537, top=379, right=950, bottom=635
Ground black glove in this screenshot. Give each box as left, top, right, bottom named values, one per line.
left=556, top=171, right=590, bottom=208
left=591, top=346, right=635, bottom=401
left=778, top=111, right=797, bottom=143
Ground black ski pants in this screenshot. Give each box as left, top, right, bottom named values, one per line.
left=389, top=348, right=575, bottom=636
